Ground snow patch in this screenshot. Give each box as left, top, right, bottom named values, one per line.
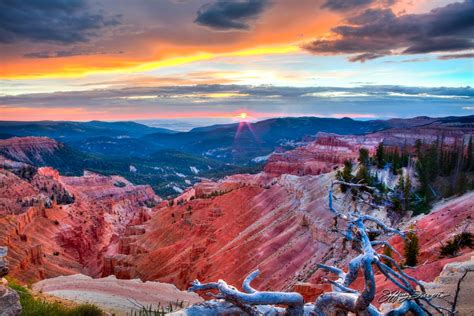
left=252, top=153, right=272, bottom=163
left=173, top=186, right=184, bottom=193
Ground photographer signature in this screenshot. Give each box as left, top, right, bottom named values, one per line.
left=379, top=290, right=450, bottom=303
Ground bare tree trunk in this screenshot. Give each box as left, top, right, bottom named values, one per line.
left=189, top=270, right=305, bottom=315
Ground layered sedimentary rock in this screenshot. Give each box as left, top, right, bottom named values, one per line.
left=264, top=132, right=382, bottom=176
left=0, top=137, right=59, bottom=165
left=264, top=126, right=473, bottom=176
left=0, top=165, right=160, bottom=282
left=376, top=126, right=472, bottom=148
left=101, top=172, right=339, bottom=292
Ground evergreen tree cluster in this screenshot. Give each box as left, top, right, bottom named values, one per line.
left=385, top=148, right=410, bottom=175
left=336, top=160, right=353, bottom=192
left=416, top=136, right=473, bottom=201
left=334, top=135, right=472, bottom=217
left=391, top=174, right=412, bottom=213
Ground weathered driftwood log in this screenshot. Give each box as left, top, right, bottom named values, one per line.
left=313, top=181, right=452, bottom=316
left=188, top=269, right=304, bottom=315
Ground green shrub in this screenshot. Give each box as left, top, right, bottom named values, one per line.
left=129, top=300, right=185, bottom=316
left=404, top=228, right=419, bottom=267
left=68, top=304, right=103, bottom=316
left=440, top=232, right=473, bottom=257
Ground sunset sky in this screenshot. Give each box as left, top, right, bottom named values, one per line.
left=0, top=0, right=473, bottom=123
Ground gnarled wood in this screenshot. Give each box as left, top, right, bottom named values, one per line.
left=188, top=270, right=305, bottom=315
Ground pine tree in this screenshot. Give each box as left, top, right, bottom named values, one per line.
left=404, top=226, right=419, bottom=267
left=358, top=148, right=369, bottom=167
left=400, top=147, right=409, bottom=168
left=341, top=160, right=351, bottom=179
left=391, top=150, right=400, bottom=175
left=376, top=142, right=385, bottom=169
left=392, top=175, right=405, bottom=212
left=355, top=165, right=371, bottom=186
left=339, top=160, right=353, bottom=192
left=397, top=174, right=405, bottom=191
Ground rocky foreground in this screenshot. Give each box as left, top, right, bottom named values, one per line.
left=32, top=274, right=202, bottom=315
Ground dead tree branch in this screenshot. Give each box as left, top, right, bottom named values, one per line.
left=188, top=270, right=305, bottom=315
left=315, top=181, right=451, bottom=315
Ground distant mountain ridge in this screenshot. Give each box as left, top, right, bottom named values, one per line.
left=1, top=115, right=472, bottom=196
left=141, top=115, right=474, bottom=163
left=0, top=120, right=175, bottom=141
left=140, top=117, right=391, bottom=163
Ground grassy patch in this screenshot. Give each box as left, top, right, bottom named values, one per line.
left=7, top=279, right=102, bottom=316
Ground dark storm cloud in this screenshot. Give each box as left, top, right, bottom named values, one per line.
left=0, top=84, right=472, bottom=109
left=23, top=49, right=123, bottom=59
left=321, top=0, right=375, bottom=11
left=303, top=1, right=474, bottom=61
left=194, top=0, right=269, bottom=30
left=437, top=53, right=474, bottom=60
left=348, top=53, right=384, bottom=62
left=0, top=0, right=120, bottom=44
left=2, top=84, right=473, bottom=122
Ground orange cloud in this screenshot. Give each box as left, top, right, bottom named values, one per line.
left=1, top=45, right=301, bottom=80
left=0, top=105, right=286, bottom=122
left=0, top=106, right=106, bottom=121
left=0, top=1, right=338, bottom=80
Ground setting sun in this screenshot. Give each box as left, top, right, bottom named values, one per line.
left=239, top=112, right=248, bottom=120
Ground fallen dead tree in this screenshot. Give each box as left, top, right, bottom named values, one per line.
left=187, top=181, right=452, bottom=315
left=189, top=269, right=304, bottom=315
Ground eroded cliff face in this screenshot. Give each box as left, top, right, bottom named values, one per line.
left=375, top=126, right=472, bottom=148
left=264, top=126, right=473, bottom=177
left=264, top=133, right=382, bottom=176
left=0, top=137, right=59, bottom=165
left=101, top=172, right=340, bottom=292
left=0, top=165, right=160, bottom=282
